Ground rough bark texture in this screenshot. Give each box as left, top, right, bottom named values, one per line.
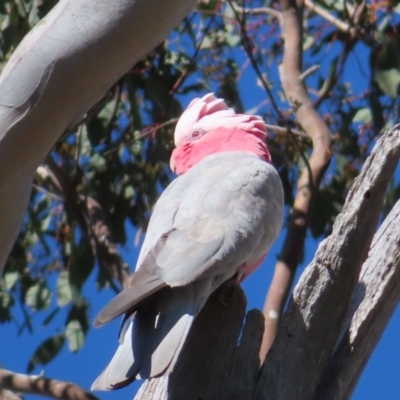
left=317, top=198, right=400, bottom=399
left=256, top=125, right=400, bottom=399
left=134, top=125, right=400, bottom=400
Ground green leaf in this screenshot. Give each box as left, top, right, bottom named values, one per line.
left=57, top=271, right=73, bottom=306
left=69, top=238, right=95, bottom=291
left=352, top=108, right=372, bottom=123
left=57, top=271, right=84, bottom=307
left=4, top=271, right=19, bottom=290
left=65, top=304, right=89, bottom=352
left=25, top=281, right=52, bottom=310
left=375, top=68, right=400, bottom=98
left=123, top=184, right=135, bottom=199
left=303, top=34, right=315, bottom=51
left=198, top=0, right=219, bottom=12
left=89, top=153, right=107, bottom=172
left=27, top=334, right=65, bottom=373
left=66, top=320, right=85, bottom=352
left=0, top=280, right=14, bottom=322
left=226, top=33, right=240, bottom=47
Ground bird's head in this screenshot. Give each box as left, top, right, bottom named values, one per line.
left=170, top=93, right=271, bottom=175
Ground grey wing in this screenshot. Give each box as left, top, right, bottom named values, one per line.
left=145, top=152, right=284, bottom=286
left=94, top=152, right=283, bottom=325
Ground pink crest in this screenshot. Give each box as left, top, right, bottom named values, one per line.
left=171, top=93, right=271, bottom=175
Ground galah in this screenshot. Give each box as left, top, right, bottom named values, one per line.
left=91, top=93, right=284, bottom=391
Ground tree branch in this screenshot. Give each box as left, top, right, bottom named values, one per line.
left=256, top=125, right=400, bottom=399
left=304, top=0, right=351, bottom=32
left=260, top=0, right=332, bottom=360
left=230, top=3, right=282, bottom=23
left=317, top=197, right=400, bottom=399
left=0, top=389, right=23, bottom=400
left=0, top=369, right=98, bottom=400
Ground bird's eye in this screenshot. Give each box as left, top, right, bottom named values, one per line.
left=189, top=129, right=205, bottom=141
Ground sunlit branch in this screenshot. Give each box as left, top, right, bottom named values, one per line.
left=230, top=3, right=282, bottom=22
left=299, top=65, right=320, bottom=81
left=304, top=0, right=351, bottom=32
left=0, top=369, right=98, bottom=400
left=260, top=0, right=332, bottom=361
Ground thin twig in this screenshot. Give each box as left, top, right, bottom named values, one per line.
left=227, top=0, right=282, bottom=118
left=265, top=124, right=308, bottom=138
left=227, top=0, right=313, bottom=174
left=230, top=3, right=282, bottom=22
left=103, top=118, right=178, bottom=156
left=169, top=15, right=215, bottom=96
left=299, top=65, right=320, bottom=81
left=305, top=0, right=351, bottom=32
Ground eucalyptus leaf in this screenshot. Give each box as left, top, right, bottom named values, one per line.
left=27, top=334, right=65, bottom=373
left=353, top=108, right=372, bottom=123
left=375, top=68, right=400, bottom=99
left=4, top=271, right=18, bottom=289
left=66, top=319, right=85, bottom=352
left=25, top=281, right=52, bottom=310
left=57, top=271, right=77, bottom=307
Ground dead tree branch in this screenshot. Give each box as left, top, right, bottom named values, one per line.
left=318, top=197, right=400, bottom=399
left=0, top=369, right=98, bottom=400
left=256, top=125, right=400, bottom=399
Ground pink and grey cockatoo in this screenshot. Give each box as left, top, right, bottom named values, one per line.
left=91, top=93, right=284, bottom=391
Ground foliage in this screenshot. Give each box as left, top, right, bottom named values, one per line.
left=1, top=0, right=400, bottom=377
